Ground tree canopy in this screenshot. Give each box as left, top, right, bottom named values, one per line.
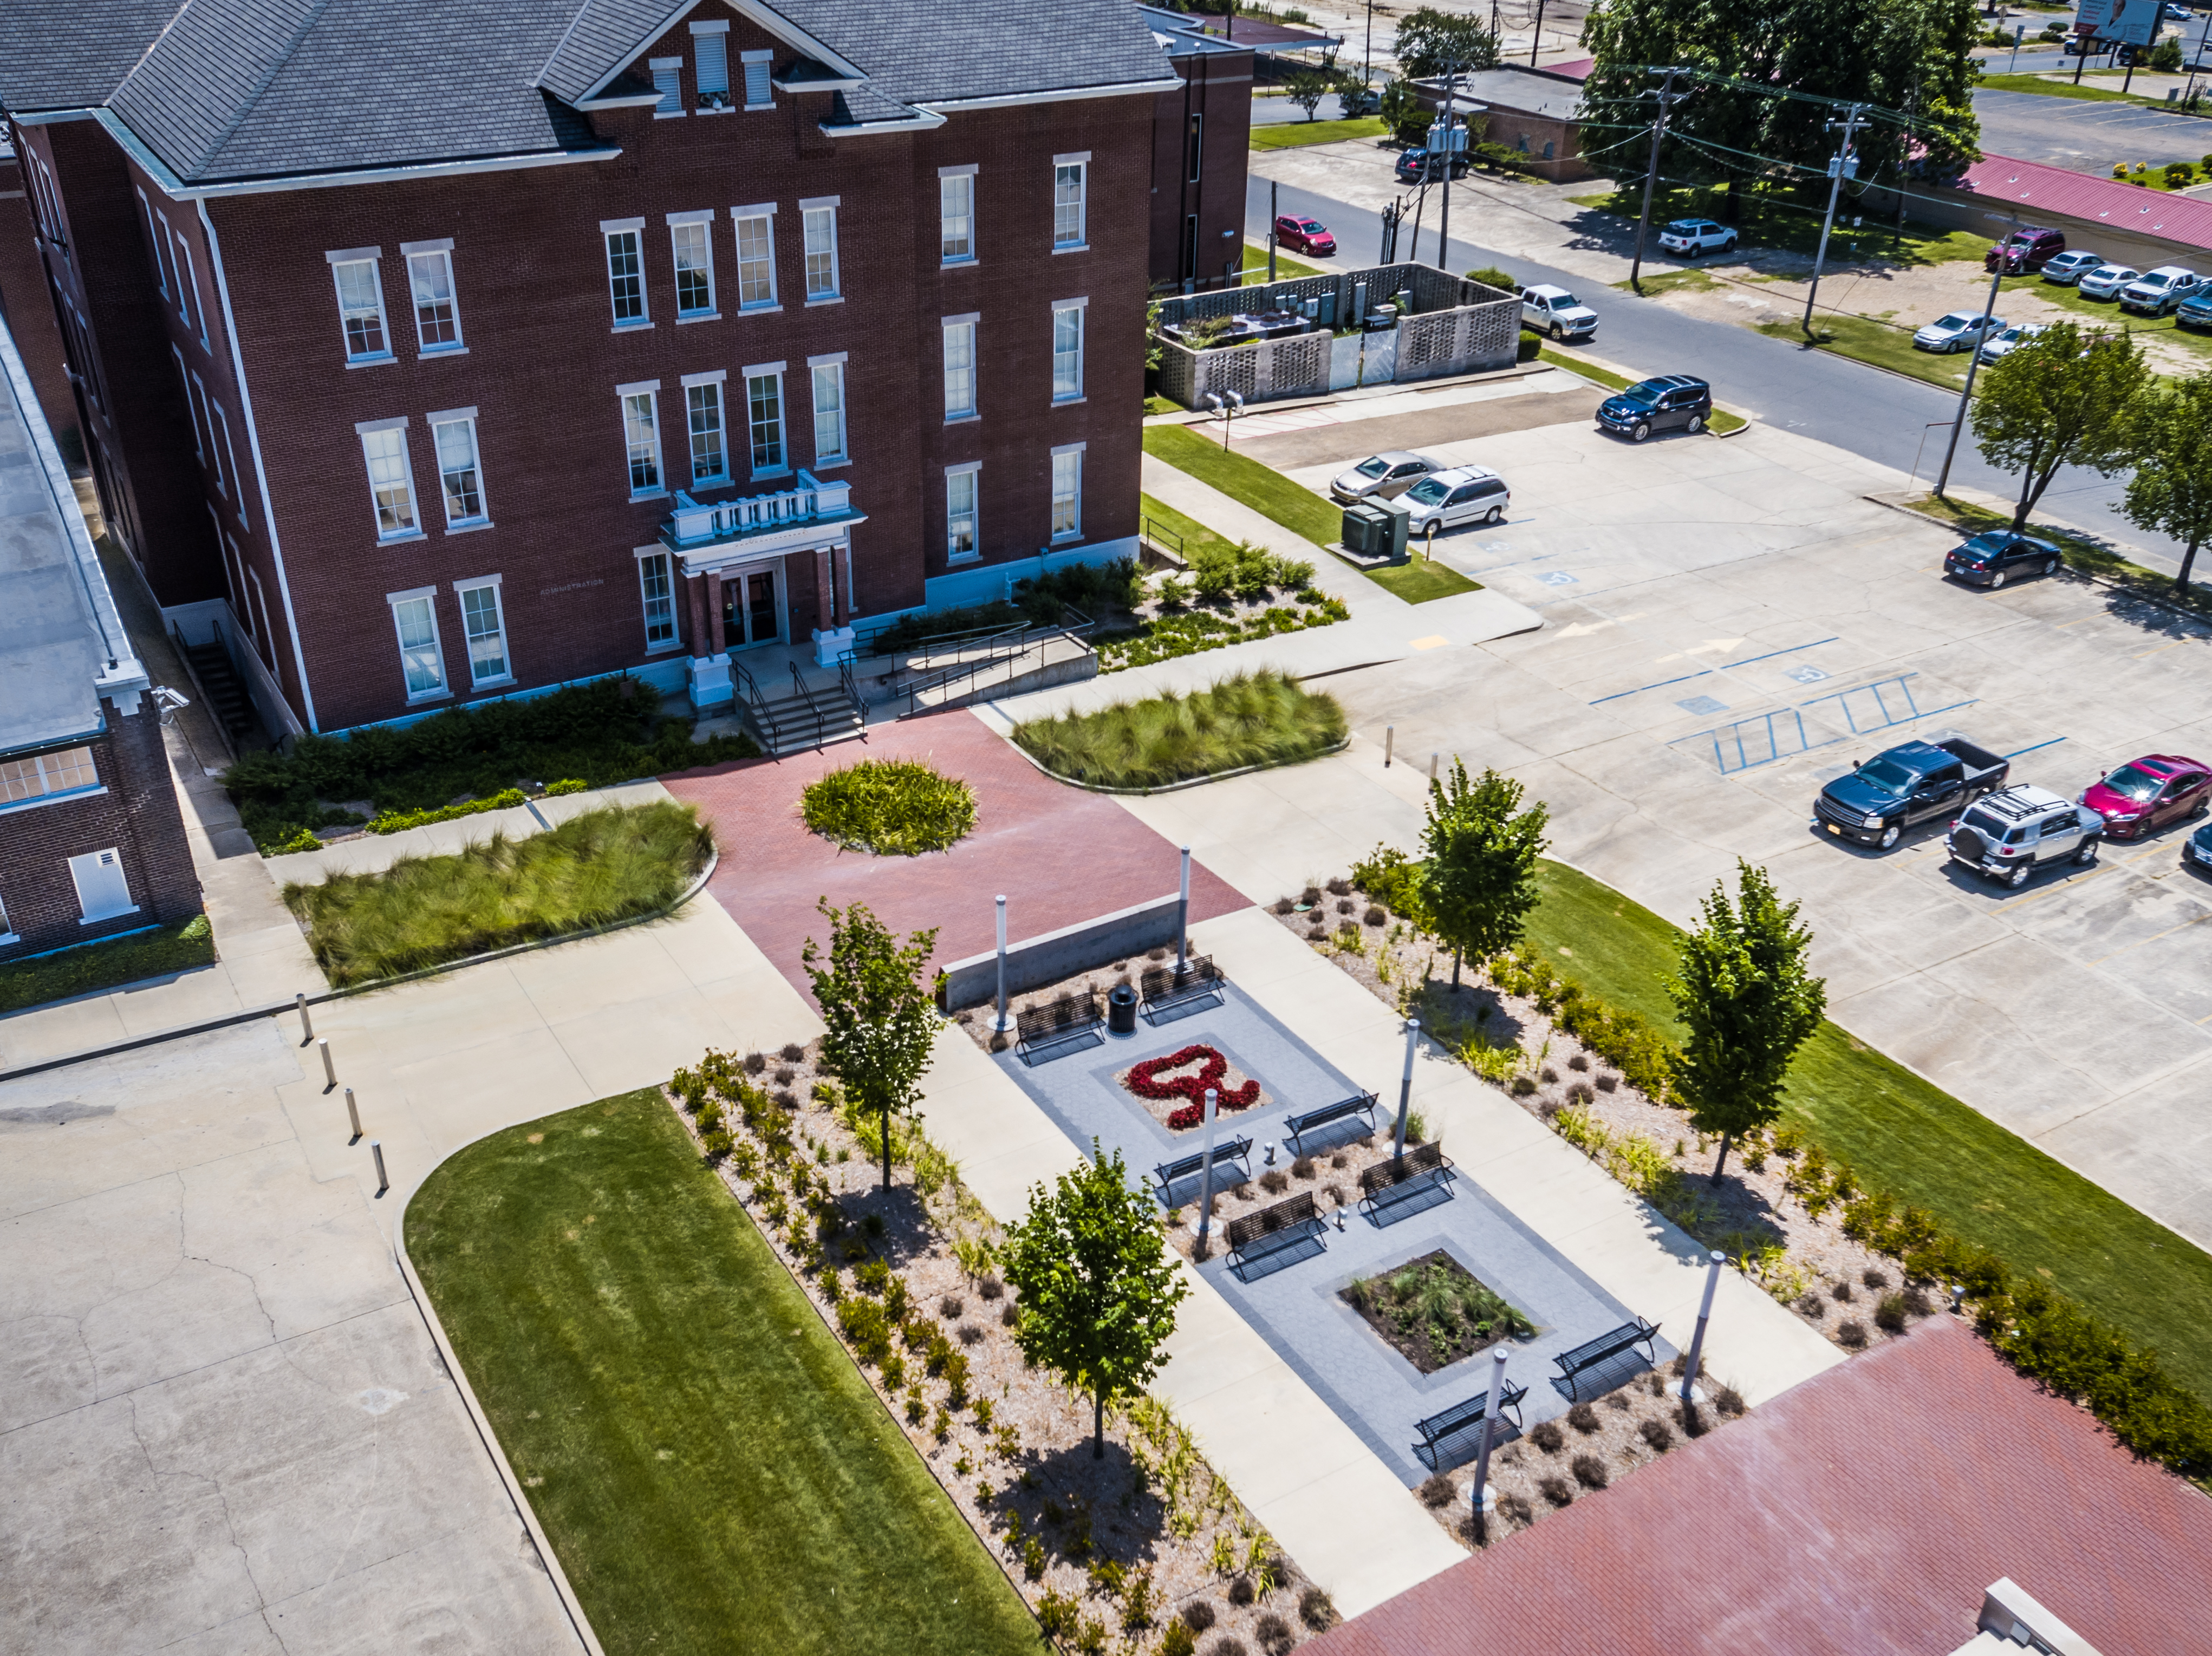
left=1417, top=760, right=1550, bottom=986
left=801, top=899, right=940, bottom=1192
left=1393, top=7, right=1500, bottom=79
left=1664, top=862, right=1827, bottom=1183
left=1284, top=67, right=1332, bottom=121
left=1003, top=1142, right=1189, bottom=1458
left=1970, top=322, right=2150, bottom=531
left=2119, top=368, right=2212, bottom=595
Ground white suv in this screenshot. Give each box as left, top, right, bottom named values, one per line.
left=1657, top=218, right=1738, bottom=258
left=2119, top=266, right=2204, bottom=317
left=1521, top=284, right=1598, bottom=341
left=1401, top=466, right=1511, bottom=541
left=1946, top=785, right=2102, bottom=889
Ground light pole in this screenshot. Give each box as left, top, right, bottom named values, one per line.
left=1468, top=1346, right=1510, bottom=1534
left=1394, top=1017, right=1420, bottom=1158
left=994, top=894, right=1011, bottom=1033
left=1679, top=1248, right=1726, bottom=1407
left=1195, top=1086, right=1220, bottom=1253
left=1934, top=211, right=2019, bottom=499
left=1174, top=843, right=1192, bottom=971
left=1802, top=103, right=1868, bottom=336
left=1628, top=67, right=1686, bottom=295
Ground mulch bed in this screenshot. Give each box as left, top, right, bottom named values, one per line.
left=1341, top=1250, right=1533, bottom=1376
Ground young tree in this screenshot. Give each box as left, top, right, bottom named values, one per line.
left=1284, top=67, right=1331, bottom=121
left=1416, top=760, right=1550, bottom=988
left=1003, top=1142, right=1189, bottom=1458
left=801, top=899, right=940, bottom=1193
left=2119, top=368, right=2212, bottom=596
left=1392, top=8, right=1500, bottom=79
left=1664, top=863, right=1827, bottom=1184
left=1334, top=70, right=1373, bottom=120
left=1379, top=76, right=1430, bottom=147
left=1971, top=323, right=2149, bottom=530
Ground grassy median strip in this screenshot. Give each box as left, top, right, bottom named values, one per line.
left=1521, top=858, right=2212, bottom=1404
left=1755, top=315, right=1977, bottom=393
left=1240, top=243, right=1325, bottom=282
left=285, top=802, right=709, bottom=986
left=0, top=914, right=215, bottom=1017
left=1249, top=115, right=1387, bottom=152
left=408, top=1091, right=1038, bottom=1656
left=1013, top=669, right=1345, bottom=790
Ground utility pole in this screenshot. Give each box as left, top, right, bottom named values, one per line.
left=1628, top=67, right=1686, bottom=295
left=1268, top=178, right=1278, bottom=282
left=1803, top=103, right=1867, bottom=336
left=1436, top=68, right=1457, bottom=272
left=1935, top=211, right=2019, bottom=499
left=1529, top=0, right=1546, bottom=66
left=1364, top=0, right=1374, bottom=85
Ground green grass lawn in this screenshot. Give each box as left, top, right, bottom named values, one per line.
left=1241, top=242, right=1325, bottom=283
left=1897, top=492, right=2212, bottom=618
left=285, top=803, right=709, bottom=985
left=1566, top=185, right=1989, bottom=268
left=1994, top=276, right=2212, bottom=366
left=407, top=1090, right=1039, bottom=1656
left=1613, top=269, right=1721, bottom=299
left=1013, top=669, right=1345, bottom=789
left=1518, top=859, right=2212, bottom=1403
left=0, top=914, right=215, bottom=1016
left=1367, top=555, right=1481, bottom=603
left=1250, top=116, right=1387, bottom=152
left=1534, top=348, right=1748, bottom=433
left=1978, top=70, right=2204, bottom=109
left=1144, top=394, right=1183, bottom=416
left=1141, top=490, right=1246, bottom=568
left=1755, top=314, right=1979, bottom=392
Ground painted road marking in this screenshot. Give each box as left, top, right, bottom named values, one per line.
left=1588, top=636, right=1840, bottom=706
left=1786, top=664, right=1830, bottom=684
left=1677, top=695, right=1729, bottom=716
left=1539, top=571, right=1579, bottom=586
left=1409, top=635, right=1448, bottom=650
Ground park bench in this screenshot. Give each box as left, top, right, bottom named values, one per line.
left=1140, top=955, right=1225, bottom=1020
left=1356, top=1139, right=1455, bottom=1224
left=1151, top=1135, right=1253, bottom=1199
left=1414, top=1380, right=1530, bottom=1469
left=1284, top=1092, right=1378, bottom=1158
left=1224, top=1189, right=1326, bottom=1277
left=1016, top=989, right=1103, bottom=1062
left=1551, top=1318, right=1661, bottom=1399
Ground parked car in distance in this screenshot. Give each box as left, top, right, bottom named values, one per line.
left=1944, top=530, right=2064, bottom=587
left=1330, top=451, right=1439, bottom=504
left=1395, top=147, right=1470, bottom=182
left=1986, top=226, right=2065, bottom=274
left=2119, top=266, right=2205, bottom=316
left=2178, top=291, right=2212, bottom=332
left=1401, top=466, right=1510, bottom=539
left=1914, top=311, right=2007, bottom=353
left=1273, top=214, right=1336, bottom=256
left=1814, top=737, right=2009, bottom=849
left=1947, top=785, right=2102, bottom=888
left=1337, top=85, right=1381, bottom=115
left=1657, top=218, right=1738, bottom=257
left=2184, top=815, right=2212, bottom=872
left=2080, top=754, right=2212, bottom=839
left=2040, top=249, right=2106, bottom=286
left=1521, top=284, right=1598, bottom=340
left=1978, top=322, right=2047, bottom=363
left=1594, top=375, right=1712, bottom=443
left=2077, top=263, right=2142, bottom=299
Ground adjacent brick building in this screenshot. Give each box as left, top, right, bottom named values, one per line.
left=0, top=135, right=74, bottom=444
left=0, top=0, right=1181, bottom=736
left=0, top=308, right=198, bottom=962
left=1140, top=6, right=1254, bottom=296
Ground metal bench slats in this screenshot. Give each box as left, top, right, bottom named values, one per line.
left=1284, top=1092, right=1377, bottom=1156
left=1015, top=990, right=1103, bottom=1057
left=1416, top=1380, right=1529, bottom=1455
left=1140, top=955, right=1226, bottom=1016
left=1552, top=1317, right=1661, bottom=1398
left=1225, top=1190, right=1325, bottom=1273
left=1151, top=1135, right=1253, bottom=1194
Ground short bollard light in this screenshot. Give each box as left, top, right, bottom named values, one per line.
left=370, top=1139, right=389, bottom=1197
left=296, top=992, right=314, bottom=1046
left=344, top=1087, right=362, bottom=1144
left=318, top=1037, right=337, bottom=1093
left=1384, top=725, right=1396, bottom=767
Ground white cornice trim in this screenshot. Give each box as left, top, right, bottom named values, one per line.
left=571, top=0, right=703, bottom=102
left=914, top=77, right=1182, bottom=114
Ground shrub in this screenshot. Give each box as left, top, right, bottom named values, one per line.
left=1024, top=1537, right=1048, bottom=1580
left=1863, top=1267, right=1890, bottom=1290
left=1254, top=1613, right=1294, bottom=1656
left=1182, top=1598, right=1218, bottom=1632
left=698, top=1127, right=733, bottom=1162
left=1571, top=1453, right=1609, bottom=1489
left=851, top=1257, right=890, bottom=1295
left=1637, top=1418, right=1673, bottom=1452
left=1298, top=1586, right=1338, bottom=1629
left=1014, top=670, right=1346, bottom=790
left=1715, top=1384, right=1745, bottom=1417
left=958, top=1322, right=984, bottom=1345
left=978, top=1275, right=1004, bottom=1300
left=1831, top=1280, right=1854, bottom=1303
left=801, top=758, right=977, bottom=856
left=1538, top=1475, right=1574, bottom=1507
left=1838, top=1320, right=1869, bottom=1348
left=1161, top=1622, right=1199, bottom=1656
left=1530, top=1419, right=1564, bottom=1452
left=1364, top=904, right=1387, bottom=926
left=1595, top=1072, right=1618, bottom=1092
left=1122, top=1569, right=1156, bottom=1632
left=1797, top=1291, right=1827, bottom=1319
left=1566, top=1403, right=1599, bottom=1434
left=1206, top=1640, right=1248, bottom=1656
left=1875, top=1293, right=1909, bottom=1333
left=1350, top=842, right=1429, bottom=927
left=940, top=1294, right=964, bottom=1318
left=1227, top=1574, right=1256, bottom=1607
left=1418, top=1472, right=1455, bottom=1508
left=1259, top=1169, right=1289, bottom=1195
left=1291, top=1156, right=1316, bottom=1179
left=1037, top=1587, right=1078, bottom=1634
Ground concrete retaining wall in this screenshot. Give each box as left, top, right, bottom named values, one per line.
left=940, top=891, right=1182, bottom=1010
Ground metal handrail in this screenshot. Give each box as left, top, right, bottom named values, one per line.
left=731, top=657, right=783, bottom=751
left=844, top=612, right=1024, bottom=664
left=902, top=606, right=1096, bottom=715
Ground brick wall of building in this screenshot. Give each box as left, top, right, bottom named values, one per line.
left=1149, top=48, right=1254, bottom=295
left=0, top=151, right=78, bottom=442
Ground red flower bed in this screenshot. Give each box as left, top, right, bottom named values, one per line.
left=1124, top=1044, right=1262, bottom=1130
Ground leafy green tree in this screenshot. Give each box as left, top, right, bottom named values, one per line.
left=1417, top=760, right=1550, bottom=988
left=2119, top=368, right=2212, bottom=596
left=1664, top=863, right=1827, bottom=1184
left=1393, top=8, right=1499, bottom=79
left=1334, top=70, right=1373, bottom=119
left=1003, top=1142, right=1189, bottom=1458
left=802, top=899, right=940, bottom=1192
left=1284, top=67, right=1331, bottom=120
left=1379, top=76, right=1430, bottom=147
left=1970, top=322, right=2149, bottom=531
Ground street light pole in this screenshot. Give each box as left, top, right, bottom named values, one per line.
left=1435, top=68, right=1456, bottom=271
left=1803, top=103, right=1868, bottom=336
left=1934, top=211, right=2019, bottom=499
left=1195, top=1086, right=1220, bottom=1253
left=1394, top=1017, right=1420, bottom=1158
left=1629, top=67, right=1685, bottom=296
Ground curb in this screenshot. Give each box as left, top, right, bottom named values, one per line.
left=0, top=845, right=721, bottom=1086
left=1012, top=734, right=1354, bottom=796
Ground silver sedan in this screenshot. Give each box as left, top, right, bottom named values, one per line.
left=1914, top=311, right=2007, bottom=353
left=1329, top=452, right=1439, bottom=505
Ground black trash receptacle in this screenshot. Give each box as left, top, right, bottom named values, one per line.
left=1108, top=983, right=1138, bottom=1035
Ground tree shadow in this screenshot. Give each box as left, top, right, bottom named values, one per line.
left=988, top=1434, right=1172, bottom=1577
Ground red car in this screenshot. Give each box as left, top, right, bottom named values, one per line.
left=1273, top=214, right=1336, bottom=256
left=2079, top=754, right=2212, bottom=839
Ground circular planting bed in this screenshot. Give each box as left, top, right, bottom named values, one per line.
left=1119, top=1042, right=1270, bottom=1130
left=800, top=757, right=977, bottom=856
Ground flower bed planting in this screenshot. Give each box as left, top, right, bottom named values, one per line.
left=1123, top=1044, right=1266, bottom=1129
left=666, top=1044, right=1342, bottom=1649
left=1342, top=1252, right=1535, bottom=1375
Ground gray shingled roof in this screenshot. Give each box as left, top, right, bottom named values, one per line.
left=0, top=0, right=1175, bottom=183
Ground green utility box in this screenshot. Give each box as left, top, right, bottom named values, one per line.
left=1341, top=497, right=1410, bottom=560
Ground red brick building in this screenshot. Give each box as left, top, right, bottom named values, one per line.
left=1140, top=6, right=1254, bottom=295
left=0, top=137, right=75, bottom=444
left=0, top=0, right=1178, bottom=736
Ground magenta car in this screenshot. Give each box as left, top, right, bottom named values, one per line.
left=2080, top=754, right=2212, bottom=839
left=1273, top=214, right=1336, bottom=256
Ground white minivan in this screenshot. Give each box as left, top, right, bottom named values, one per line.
left=1402, top=466, right=1511, bottom=542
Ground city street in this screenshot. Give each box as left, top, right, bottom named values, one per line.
left=1974, top=84, right=2212, bottom=171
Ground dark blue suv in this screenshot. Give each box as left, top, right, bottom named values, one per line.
left=1595, top=375, right=1712, bottom=442
left=2178, top=290, right=2212, bottom=333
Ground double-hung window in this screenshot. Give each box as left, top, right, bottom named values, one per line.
left=1051, top=301, right=1086, bottom=403
left=1052, top=155, right=1088, bottom=250
left=431, top=410, right=488, bottom=529
left=603, top=221, right=648, bottom=327
left=945, top=464, right=980, bottom=562
left=942, top=316, right=978, bottom=421
left=809, top=354, right=847, bottom=466
left=801, top=200, right=840, bottom=301
left=388, top=589, right=446, bottom=700
left=1051, top=445, right=1083, bottom=540
left=1187, top=115, right=1203, bottom=184
left=173, top=347, right=202, bottom=460
left=619, top=383, right=663, bottom=496
left=457, top=578, right=511, bottom=686
left=683, top=372, right=728, bottom=485
left=356, top=418, right=418, bottom=538
left=692, top=21, right=731, bottom=108
left=211, top=400, right=245, bottom=524
left=741, top=49, right=775, bottom=109
left=637, top=550, right=679, bottom=649
left=0, top=745, right=99, bottom=806
left=745, top=366, right=786, bottom=474
left=404, top=242, right=463, bottom=352
left=328, top=250, right=392, bottom=363
left=139, top=192, right=168, bottom=298
left=650, top=57, right=684, bottom=116
left=733, top=207, right=777, bottom=308
left=940, top=166, right=977, bottom=263
left=669, top=212, right=717, bottom=318
left=175, top=237, right=206, bottom=347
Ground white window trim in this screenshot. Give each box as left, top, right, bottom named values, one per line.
left=691, top=17, right=730, bottom=29
left=740, top=47, right=775, bottom=110
left=636, top=546, right=682, bottom=654
left=188, top=373, right=216, bottom=486
left=404, top=245, right=466, bottom=355
left=683, top=377, right=730, bottom=487
left=1050, top=443, right=1084, bottom=543
left=387, top=589, right=449, bottom=703
left=454, top=575, right=513, bottom=688
left=356, top=416, right=422, bottom=542
left=602, top=222, right=652, bottom=330
left=692, top=20, right=733, bottom=112
left=939, top=164, right=980, bottom=177
left=680, top=369, right=728, bottom=387
left=731, top=206, right=780, bottom=312
left=154, top=209, right=177, bottom=296
left=668, top=211, right=719, bottom=321
left=941, top=315, right=979, bottom=423
left=176, top=237, right=207, bottom=347
left=743, top=367, right=790, bottom=478
left=939, top=167, right=978, bottom=266
left=650, top=55, right=686, bottom=118
left=945, top=461, right=982, bottom=564
left=1051, top=299, right=1088, bottom=405
left=326, top=250, right=394, bottom=366
left=429, top=409, right=490, bottom=532
left=138, top=190, right=168, bottom=297
left=800, top=201, right=841, bottom=304
left=173, top=345, right=202, bottom=460
left=620, top=386, right=667, bottom=500
left=1052, top=155, right=1089, bottom=252
left=212, top=400, right=246, bottom=526
left=810, top=358, right=848, bottom=468
left=400, top=237, right=454, bottom=255
left=67, top=849, right=137, bottom=926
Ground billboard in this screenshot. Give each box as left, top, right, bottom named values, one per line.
left=2073, top=0, right=2158, bottom=47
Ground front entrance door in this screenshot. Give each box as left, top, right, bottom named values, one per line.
left=720, top=565, right=784, bottom=649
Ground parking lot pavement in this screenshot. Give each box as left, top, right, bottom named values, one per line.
left=1098, top=412, right=2212, bottom=1247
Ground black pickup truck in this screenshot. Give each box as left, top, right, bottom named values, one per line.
left=1812, top=738, right=2009, bottom=850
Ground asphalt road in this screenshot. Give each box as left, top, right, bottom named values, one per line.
left=1974, top=85, right=2212, bottom=171
left=1244, top=170, right=2189, bottom=572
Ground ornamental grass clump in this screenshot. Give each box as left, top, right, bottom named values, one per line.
left=284, top=801, right=709, bottom=986
left=1011, top=670, right=1346, bottom=790
left=800, top=758, right=977, bottom=855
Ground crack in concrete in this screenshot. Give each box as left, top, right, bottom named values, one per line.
left=125, top=1388, right=270, bottom=1618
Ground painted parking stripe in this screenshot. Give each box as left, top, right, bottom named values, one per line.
left=1588, top=636, right=1840, bottom=705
